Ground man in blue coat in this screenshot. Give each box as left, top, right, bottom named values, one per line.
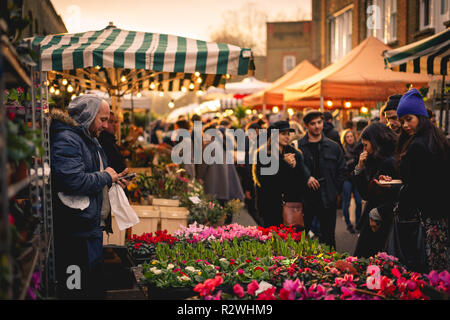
left=50, top=94, right=129, bottom=299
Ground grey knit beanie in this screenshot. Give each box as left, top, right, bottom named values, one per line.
left=68, top=94, right=103, bottom=131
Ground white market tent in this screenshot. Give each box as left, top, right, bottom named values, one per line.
left=224, top=76, right=271, bottom=95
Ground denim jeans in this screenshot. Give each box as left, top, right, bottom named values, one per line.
left=342, top=180, right=362, bottom=227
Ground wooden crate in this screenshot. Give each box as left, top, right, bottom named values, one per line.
left=151, top=198, right=180, bottom=207
left=159, top=206, right=189, bottom=235
left=131, top=205, right=161, bottom=236
left=103, top=213, right=126, bottom=246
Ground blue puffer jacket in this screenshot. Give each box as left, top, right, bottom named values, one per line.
left=50, top=109, right=112, bottom=241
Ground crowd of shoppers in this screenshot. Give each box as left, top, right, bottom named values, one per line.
left=50, top=88, right=449, bottom=298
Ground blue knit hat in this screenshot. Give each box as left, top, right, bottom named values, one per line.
left=396, top=88, right=428, bottom=119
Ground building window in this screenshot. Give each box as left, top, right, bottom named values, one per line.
left=283, top=55, right=296, bottom=74
left=330, top=9, right=352, bottom=63
left=367, top=0, right=397, bottom=43
left=420, top=0, right=450, bottom=32
left=388, top=0, right=397, bottom=42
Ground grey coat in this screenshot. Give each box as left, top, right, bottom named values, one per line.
left=196, top=138, right=244, bottom=201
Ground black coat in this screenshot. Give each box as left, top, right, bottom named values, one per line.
left=398, top=134, right=450, bottom=220
left=98, top=131, right=126, bottom=173
left=253, top=144, right=310, bottom=227
left=297, top=134, right=347, bottom=208
left=352, top=156, right=399, bottom=258
left=343, top=143, right=361, bottom=179
left=323, top=122, right=342, bottom=148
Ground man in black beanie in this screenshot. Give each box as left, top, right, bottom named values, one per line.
left=383, top=94, right=402, bottom=134
left=322, top=111, right=342, bottom=148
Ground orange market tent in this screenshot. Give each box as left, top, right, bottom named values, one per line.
left=284, top=37, right=434, bottom=109
left=243, top=60, right=320, bottom=109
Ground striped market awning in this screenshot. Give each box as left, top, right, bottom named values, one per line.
left=25, top=24, right=253, bottom=95
left=383, top=28, right=449, bottom=76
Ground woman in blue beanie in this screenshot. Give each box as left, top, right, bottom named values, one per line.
left=388, top=88, right=450, bottom=272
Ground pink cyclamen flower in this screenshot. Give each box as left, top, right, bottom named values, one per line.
left=237, top=269, right=244, bottom=276
left=247, top=280, right=259, bottom=295
left=366, top=275, right=381, bottom=290
left=427, top=270, right=439, bottom=286
left=391, top=268, right=401, bottom=279
left=367, top=265, right=381, bottom=276
left=233, top=284, right=245, bottom=298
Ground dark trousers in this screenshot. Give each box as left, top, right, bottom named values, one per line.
left=304, top=199, right=337, bottom=249
left=55, top=236, right=105, bottom=299
left=342, top=180, right=362, bottom=227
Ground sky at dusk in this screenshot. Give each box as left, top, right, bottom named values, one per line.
left=50, top=0, right=312, bottom=42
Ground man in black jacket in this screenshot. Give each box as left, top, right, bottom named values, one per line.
left=296, top=110, right=347, bottom=249
left=323, top=111, right=342, bottom=148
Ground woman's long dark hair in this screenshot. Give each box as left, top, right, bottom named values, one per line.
left=395, top=115, right=450, bottom=165
left=360, top=122, right=397, bottom=161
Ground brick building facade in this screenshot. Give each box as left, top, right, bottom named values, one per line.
left=311, top=0, right=450, bottom=69
left=21, top=0, right=67, bottom=38
left=265, top=21, right=313, bottom=82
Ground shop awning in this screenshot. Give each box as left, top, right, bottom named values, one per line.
left=24, top=24, right=253, bottom=96
left=243, top=60, right=319, bottom=107
left=383, top=28, right=449, bottom=76
left=284, top=37, right=433, bottom=103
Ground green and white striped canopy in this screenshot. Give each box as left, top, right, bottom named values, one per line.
left=383, top=28, right=449, bottom=76
left=29, top=24, right=252, bottom=75
left=25, top=25, right=253, bottom=95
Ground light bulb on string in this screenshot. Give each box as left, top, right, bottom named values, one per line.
left=61, top=79, right=68, bottom=86
left=168, top=101, right=175, bottom=108
left=287, top=108, right=294, bottom=116
left=159, top=92, right=164, bottom=97
left=136, top=92, right=142, bottom=98
left=55, top=89, right=60, bottom=95
left=189, top=83, right=195, bottom=90
left=49, top=86, right=55, bottom=94
left=67, top=85, right=74, bottom=93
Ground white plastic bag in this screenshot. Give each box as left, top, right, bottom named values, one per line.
left=108, top=183, right=140, bottom=230
left=58, top=193, right=90, bottom=210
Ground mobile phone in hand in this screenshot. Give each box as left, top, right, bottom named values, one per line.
left=121, top=173, right=136, bottom=181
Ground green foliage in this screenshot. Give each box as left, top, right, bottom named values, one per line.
left=6, top=118, right=42, bottom=167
